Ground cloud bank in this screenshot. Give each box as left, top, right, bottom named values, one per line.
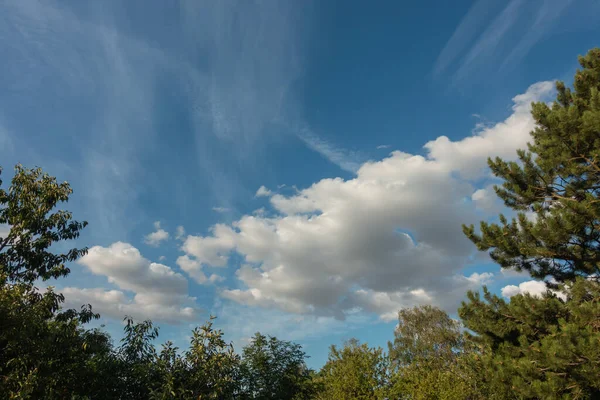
left=179, top=82, right=554, bottom=321
left=65, top=242, right=199, bottom=324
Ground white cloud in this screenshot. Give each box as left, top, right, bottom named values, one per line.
left=212, top=206, right=230, bottom=213
left=295, top=127, right=362, bottom=173
left=499, top=0, right=576, bottom=71
left=433, top=0, right=497, bottom=76
left=350, top=272, right=493, bottom=322
left=72, top=242, right=199, bottom=323
left=501, top=279, right=565, bottom=300
left=175, top=254, right=224, bottom=285
left=423, top=81, right=554, bottom=179
left=175, top=225, right=186, bottom=240
left=62, top=287, right=196, bottom=325
left=0, top=0, right=312, bottom=242
left=453, top=0, right=524, bottom=83
left=144, top=221, right=169, bottom=247
left=376, top=144, right=391, bottom=149
left=179, top=83, right=553, bottom=320
left=180, top=0, right=310, bottom=208
left=436, top=0, right=582, bottom=84
left=181, top=224, right=237, bottom=271
left=472, top=185, right=501, bottom=213
left=253, top=207, right=267, bottom=217
left=255, top=185, right=272, bottom=197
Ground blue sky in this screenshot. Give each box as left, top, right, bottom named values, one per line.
left=1, top=0, right=599, bottom=368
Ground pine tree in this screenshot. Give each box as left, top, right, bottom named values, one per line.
left=460, top=279, right=600, bottom=399
left=463, top=48, right=600, bottom=282
left=460, top=48, right=600, bottom=399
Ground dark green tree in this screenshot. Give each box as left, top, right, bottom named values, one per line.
left=316, top=338, right=388, bottom=400
left=117, top=317, right=161, bottom=399
left=182, top=316, right=240, bottom=399
left=239, top=333, right=315, bottom=400
left=460, top=48, right=600, bottom=399
left=463, top=49, right=600, bottom=283
left=0, top=165, right=88, bottom=284
left=149, top=341, right=187, bottom=400
left=0, top=165, right=115, bottom=398
left=460, top=279, right=600, bottom=399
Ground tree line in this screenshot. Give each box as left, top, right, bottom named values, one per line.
left=1, top=48, right=599, bottom=399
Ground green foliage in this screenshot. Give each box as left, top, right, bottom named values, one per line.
left=460, top=279, right=600, bottom=399
left=387, top=305, right=488, bottom=400
left=0, top=165, right=88, bottom=284
left=460, top=48, right=600, bottom=399
left=149, top=341, right=186, bottom=400
left=0, top=282, right=114, bottom=399
left=316, top=338, right=388, bottom=400
left=388, top=305, right=464, bottom=367
left=0, top=165, right=113, bottom=399
left=182, top=316, right=240, bottom=399
left=463, top=49, right=600, bottom=282
left=117, top=317, right=161, bottom=399
left=239, top=333, right=315, bottom=400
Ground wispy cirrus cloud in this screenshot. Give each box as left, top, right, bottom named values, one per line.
left=435, top=0, right=585, bottom=85
left=0, top=0, right=316, bottom=237
left=180, top=0, right=314, bottom=208
left=0, top=0, right=209, bottom=241
left=295, top=127, right=363, bottom=174
left=452, top=0, right=525, bottom=83
left=499, top=0, right=576, bottom=71
left=433, top=0, right=498, bottom=76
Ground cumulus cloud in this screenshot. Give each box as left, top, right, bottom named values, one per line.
left=175, top=225, right=186, bottom=240
left=177, top=82, right=554, bottom=320
left=176, top=254, right=224, bottom=285
left=500, top=267, right=530, bottom=278
left=501, top=279, right=566, bottom=300
left=62, top=287, right=196, bottom=325
left=352, top=272, right=493, bottom=321
left=255, top=185, right=272, bottom=197
left=472, top=185, right=501, bottom=213
left=144, top=221, right=169, bottom=247
left=70, top=242, right=199, bottom=323
left=423, top=81, right=553, bottom=179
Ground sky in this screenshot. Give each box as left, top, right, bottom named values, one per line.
left=1, top=0, right=599, bottom=368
